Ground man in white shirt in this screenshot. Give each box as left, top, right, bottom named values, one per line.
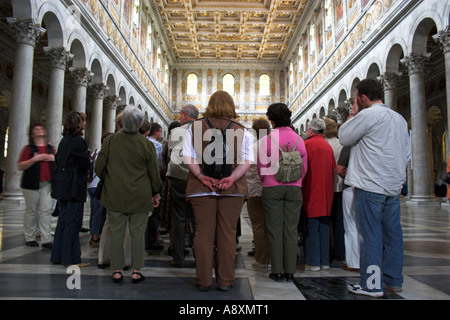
left=339, top=79, right=411, bottom=297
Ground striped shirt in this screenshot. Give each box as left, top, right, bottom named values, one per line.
left=148, top=136, right=163, bottom=171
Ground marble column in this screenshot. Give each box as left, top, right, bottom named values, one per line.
left=44, top=47, right=73, bottom=148
left=433, top=27, right=450, bottom=158
left=250, top=69, right=256, bottom=111
left=104, top=95, right=120, bottom=134
left=275, top=70, right=281, bottom=104
left=202, top=68, right=208, bottom=109
left=378, top=72, right=402, bottom=111
left=3, top=18, right=45, bottom=201
left=88, top=83, right=108, bottom=152
left=401, top=53, right=433, bottom=201
left=70, top=67, right=94, bottom=113
left=212, top=68, right=218, bottom=93
left=176, top=69, right=182, bottom=110
left=239, top=69, right=245, bottom=110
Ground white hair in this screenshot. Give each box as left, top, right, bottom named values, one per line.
left=308, top=118, right=326, bottom=133
left=122, top=106, right=144, bottom=133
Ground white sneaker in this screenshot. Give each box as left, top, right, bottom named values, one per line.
left=321, top=265, right=330, bottom=270
left=347, top=283, right=384, bottom=298
left=298, top=264, right=320, bottom=271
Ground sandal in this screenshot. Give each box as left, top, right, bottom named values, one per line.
left=112, top=271, right=123, bottom=283
left=131, top=271, right=145, bottom=284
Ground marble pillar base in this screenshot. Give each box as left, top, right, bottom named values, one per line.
left=0, top=192, right=24, bottom=204
left=405, top=195, right=438, bottom=206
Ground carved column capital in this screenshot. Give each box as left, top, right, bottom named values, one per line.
left=104, top=95, right=121, bottom=110
left=70, top=67, right=94, bottom=87
left=7, top=18, right=46, bottom=47
left=401, top=53, right=431, bottom=75
left=378, top=72, right=402, bottom=90
left=44, top=47, right=74, bottom=70
left=335, top=104, right=349, bottom=122
left=89, top=83, right=109, bottom=100
left=433, top=26, right=450, bottom=54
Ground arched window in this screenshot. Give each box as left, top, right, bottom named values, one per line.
left=147, top=24, right=153, bottom=53
left=156, top=44, right=161, bottom=71
left=259, top=74, right=270, bottom=95
left=298, top=45, right=304, bottom=70
left=132, top=0, right=140, bottom=27
left=223, top=73, right=235, bottom=96
left=289, top=62, right=293, bottom=86
left=309, top=23, right=316, bottom=55
left=325, top=0, right=333, bottom=30
left=187, top=73, right=198, bottom=95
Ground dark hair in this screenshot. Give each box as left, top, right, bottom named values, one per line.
left=63, top=111, right=85, bottom=136
left=139, top=119, right=151, bottom=135
left=356, top=79, right=383, bottom=101
left=266, top=103, right=291, bottom=128
left=29, top=121, right=44, bottom=137
left=252, top=117, right=271, bottom=140
left=149, top=122, right=162, bottom=136
left=28, top=121, right=45, bottom=144
left=168, top=121, right=180, bottom=135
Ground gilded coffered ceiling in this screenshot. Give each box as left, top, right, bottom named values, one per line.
left=153, top=0, right=309, bottom=63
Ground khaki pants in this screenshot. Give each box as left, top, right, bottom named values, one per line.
left=262, top=186, right=302, bottom=274
left=247, top=196, right=270, bottom=264
left=189, top=196, right=244, bottom=287
left=108, top=210, right=147, bottom=270
left=22, top=181, right=54, bottom=244
left=98, top=216, right=131, bottom=266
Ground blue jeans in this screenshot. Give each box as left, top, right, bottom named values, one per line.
left=50, top=201, right=84, bottom=265
left=88, top=188, right=106, bottom=236
left=303, top=216, right=330, bottom=267
left=354, top=188, right=404, bottom=291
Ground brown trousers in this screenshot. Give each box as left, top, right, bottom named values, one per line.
left=189, top=196, right=245, bottom=287
left=247, top=196, right=270, bottom=264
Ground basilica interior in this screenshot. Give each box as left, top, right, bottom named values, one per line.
left=0, top=0, right=449, bottom=302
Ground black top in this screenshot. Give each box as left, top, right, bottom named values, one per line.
left=51, top=133, right=90, bottom=202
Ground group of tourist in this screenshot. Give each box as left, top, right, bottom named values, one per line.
left=18, top=78, right=410, bottom=298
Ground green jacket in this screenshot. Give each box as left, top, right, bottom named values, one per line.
left=95, top=131, right=161, bottom=213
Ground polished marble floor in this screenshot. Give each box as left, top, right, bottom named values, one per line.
left=0, top=197, right=449, bottom=302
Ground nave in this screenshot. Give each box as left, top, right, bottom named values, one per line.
left=0, top=199, right=449, bottom=301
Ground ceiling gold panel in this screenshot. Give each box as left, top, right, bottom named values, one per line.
left=154, top=0, right=309, bottom=62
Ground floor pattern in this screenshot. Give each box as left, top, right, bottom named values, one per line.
left=0, top=198, right=449, bottom=303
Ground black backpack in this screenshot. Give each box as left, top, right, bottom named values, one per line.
left=201, top=117, right=235, bottom=180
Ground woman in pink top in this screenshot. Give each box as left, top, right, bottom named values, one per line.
left=257, top=103, right=308, bottom=282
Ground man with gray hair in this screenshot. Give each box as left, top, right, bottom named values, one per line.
left=301, top=117, right=336, bottom=271
left=166, top=104, right=199, bottom=267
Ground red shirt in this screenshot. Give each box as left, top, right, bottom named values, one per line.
left=18, top=145, right=55, bottom=182
left=302, top=134, right=336, bottom=218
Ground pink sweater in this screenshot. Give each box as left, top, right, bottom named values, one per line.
left=257, top=127, right=308, bottom=188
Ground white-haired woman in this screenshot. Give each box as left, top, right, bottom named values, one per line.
left=95, top=106, right=161, bottom=283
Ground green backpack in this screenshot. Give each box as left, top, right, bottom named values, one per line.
left=268, top=135, right=303, bottom=183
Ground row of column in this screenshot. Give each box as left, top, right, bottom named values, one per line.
left=319, top=27, right=450, bottom=202
left=2, top=18, right=120, bottom=200
left=374, top=26, right=450, bottom=202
